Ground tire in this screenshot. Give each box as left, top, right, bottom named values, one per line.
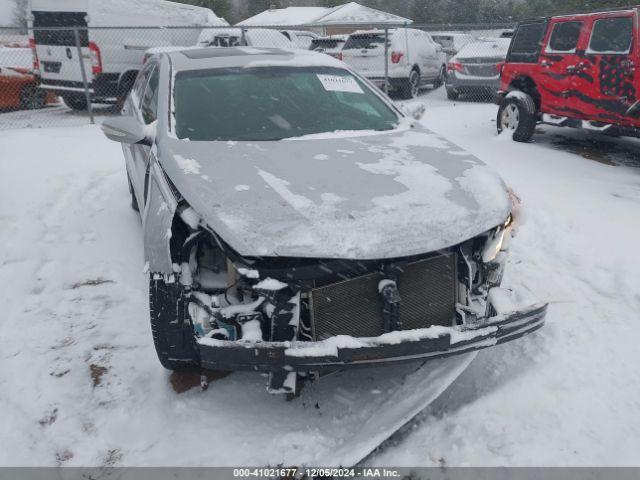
left=433, top=65, right=446, bottom=88
left=20, top=85, right=46, bottom=110
left=127, top=173, right=139, bottom=212
left=62, top=94, right=88, bottom=111
left=497, top=92, right=538, bottom=143
left=149, top=277, right=200, bottom=371
left=398, top=68, right=421, bottom=99
left=446, top=87, right=459, bottom=100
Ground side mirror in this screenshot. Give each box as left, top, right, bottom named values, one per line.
left=101, top=116, right=152, bottom=145
left=402, top=101, right=426, bottom=121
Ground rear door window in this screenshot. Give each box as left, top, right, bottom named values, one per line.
left=547, top=21, right=583, bottom=53
left=588, top=17, right=633, bottom=54
left=508, top=21, right=548, bottom=63
left=32, top=11, right=88, bottom=47
left=344, top=34, right=386, bottom=50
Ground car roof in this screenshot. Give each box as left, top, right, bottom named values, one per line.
left=166, top=46, right=346, bottom=72
left=519, top=5, right=638, bottom=23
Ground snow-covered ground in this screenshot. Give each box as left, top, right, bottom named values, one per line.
left=370, top=90, right=640, bottom=466
left=1, top=87, right=639, bottom=467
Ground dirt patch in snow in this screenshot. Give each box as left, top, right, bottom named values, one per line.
left=169, top=369, right=231, bottom=394
left=549, top=134, right=640, bottom=168
left=89, top=364, right=108, bottom=387
left=55, top=449, right=74, bottom=464
left=38, top=408, right=58, bottom=427
left=70, top=278, right=115, bottom=289
left=104, top=449, right=122, bottom=466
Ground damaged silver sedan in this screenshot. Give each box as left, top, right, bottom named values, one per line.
left=101, top=47, right=547, bottom=394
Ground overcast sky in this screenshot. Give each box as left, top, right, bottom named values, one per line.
left=0, top=0, right=14, bottom=26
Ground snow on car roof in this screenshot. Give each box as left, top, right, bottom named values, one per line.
left=169, top=47, right=346, bottom=71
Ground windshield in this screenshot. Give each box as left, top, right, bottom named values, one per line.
left=173, top=66, right=400, bottom=141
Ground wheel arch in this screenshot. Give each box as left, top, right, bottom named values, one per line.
left=508, top=75, right=541, bottom=111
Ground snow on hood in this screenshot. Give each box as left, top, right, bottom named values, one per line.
left=157, top=126, right=511, bottom=260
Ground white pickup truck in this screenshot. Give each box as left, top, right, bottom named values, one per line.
left=28, top=0, right=225, bottom=110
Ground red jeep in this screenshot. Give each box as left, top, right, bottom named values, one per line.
left=497, top=7, right=640, bottom=142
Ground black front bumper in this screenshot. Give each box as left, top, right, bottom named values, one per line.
left=197, top=304, right=547, bottom=373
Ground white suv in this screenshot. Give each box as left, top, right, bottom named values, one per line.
left=341, top=28, right=447, bottom=99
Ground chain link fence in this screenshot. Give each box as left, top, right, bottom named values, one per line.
left=0, top=23, right=514, bottom=131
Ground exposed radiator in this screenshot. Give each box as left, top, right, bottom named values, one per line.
left=310, top=254, right=457, bottom=340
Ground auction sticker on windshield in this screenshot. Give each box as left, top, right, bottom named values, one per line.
left=317, top=74, right=364, bottom=94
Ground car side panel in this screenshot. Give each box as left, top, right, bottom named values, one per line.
left=572, top=12, right=640, bottom=127
left=536, top=16, right=590, bottom=116
left=143, top=161, right=177, bottom=274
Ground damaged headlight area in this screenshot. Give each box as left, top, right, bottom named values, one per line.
left=153, top=199, right=545, bottom=395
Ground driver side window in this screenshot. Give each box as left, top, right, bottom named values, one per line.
left=140, top=66, right=160, bottom=125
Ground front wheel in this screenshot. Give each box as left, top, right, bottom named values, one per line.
left=149, top=277, right=200, bottom=371
left=20, top=85, right=47, bottom=110
left=497, top=93, right=538, bottom=142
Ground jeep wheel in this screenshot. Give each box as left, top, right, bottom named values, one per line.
left=62, top=94, right=88, bottom=111
left=497, top=93, right=537, bottom=142
left=149, top=277, right=200, bottom=371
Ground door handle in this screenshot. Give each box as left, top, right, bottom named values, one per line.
left=567, top=62, right=588, bottom=74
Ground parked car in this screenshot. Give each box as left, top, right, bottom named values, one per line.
left=101, top=47, right=547, bottom=395
left=341, top=28, right=448, bottom=99
left=431, top=32, right=475, bottom=58
left=0, top=46, right=57, bottom=110
left=497, top=7, right=640, bottom=142
left=195, top=28, right=242, bottom=48
left=446, top=39, right=511, bottom=100
left=196, top=28, right=294, bottom=49
left=309, top=35, right=347, bottom=60
left=145, top=29, right=294, bottom=63
left=280, top=30, right=319, bottom=49
left=28, top=0, right=223, bottom=110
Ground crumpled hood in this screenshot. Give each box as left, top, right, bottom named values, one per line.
left=158, top=126, right=511, bottom=260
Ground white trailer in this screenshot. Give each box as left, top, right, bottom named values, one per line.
left=28, top=0, right=226, bottom=110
